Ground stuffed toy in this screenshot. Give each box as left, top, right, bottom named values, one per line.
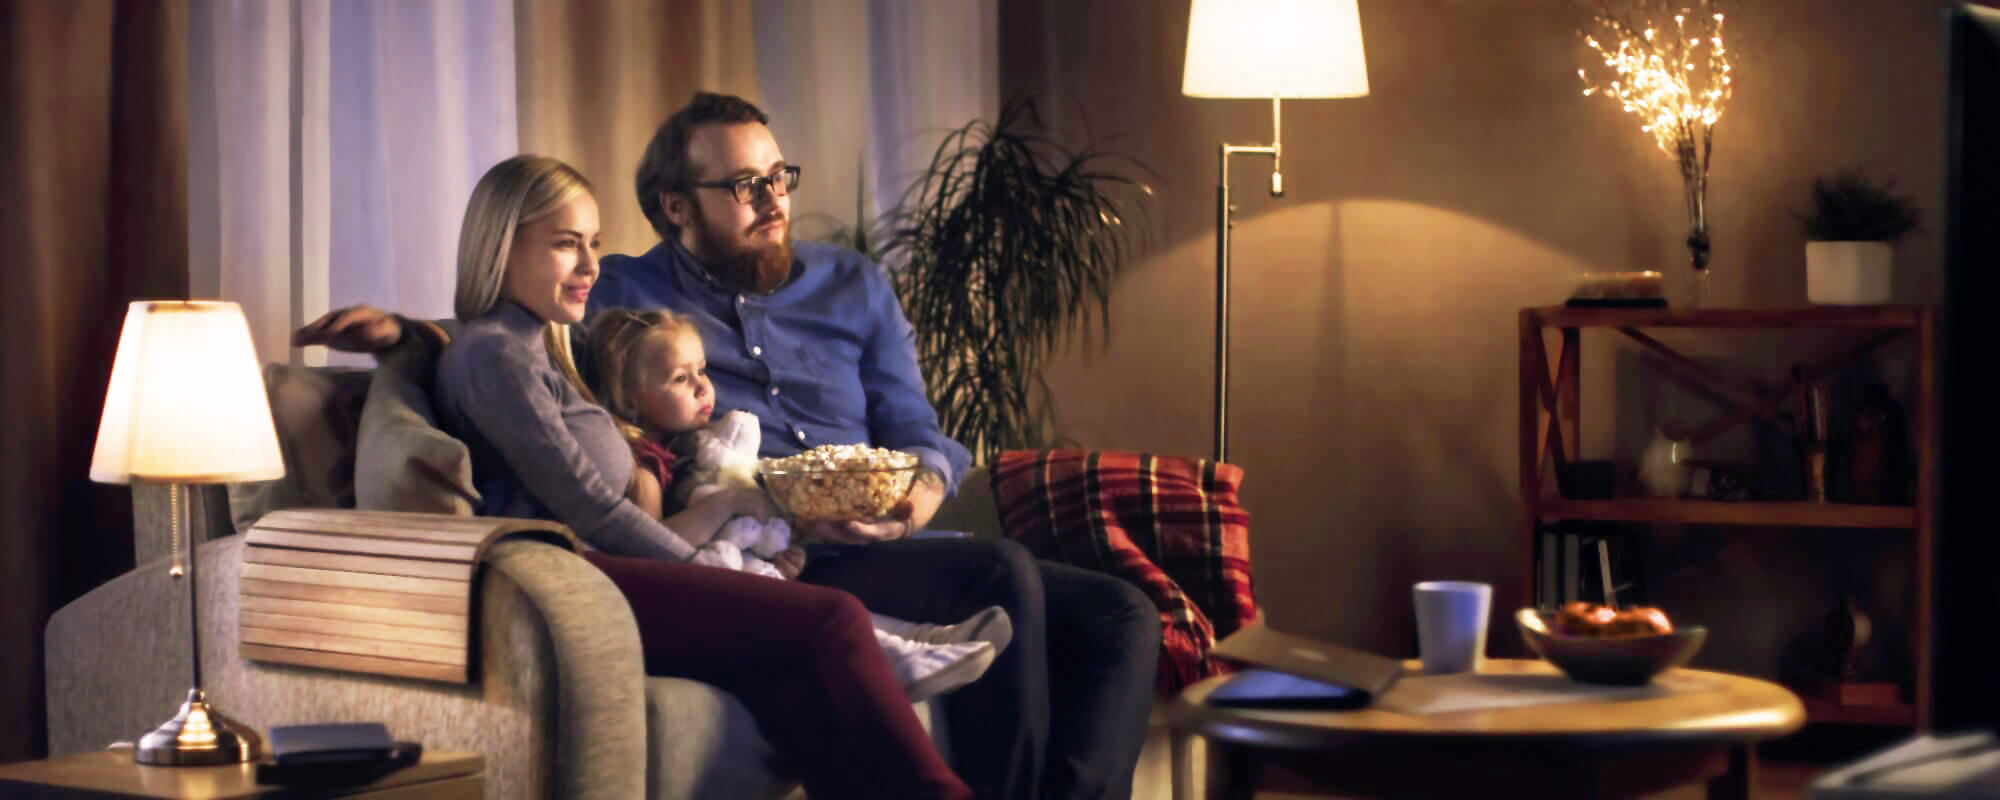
left=676, top=411, right=791, bottom=578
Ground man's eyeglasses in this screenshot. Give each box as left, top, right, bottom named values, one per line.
left=688, top=166, right=802, bottom=205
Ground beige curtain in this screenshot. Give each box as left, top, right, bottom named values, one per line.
left=0, top=0, right=188, bottom=762
left=752, top=0, right=999, bottom=244
left=515, top=0, right=760, bottom=257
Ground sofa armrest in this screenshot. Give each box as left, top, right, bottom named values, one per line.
left=47, top=534, right=646, bottom=800
left=482, top=538, right=647, bottom=799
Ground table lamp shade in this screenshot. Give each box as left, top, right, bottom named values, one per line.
left=89, top=301, right=285, bottom=485
left=1182, top=0, right=1370, bottom=99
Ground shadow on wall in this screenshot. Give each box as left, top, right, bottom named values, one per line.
left=1043, top=198, right=1592, bottom=654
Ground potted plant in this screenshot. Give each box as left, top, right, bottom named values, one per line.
left=1795, top=170, right=1921, bottom=305
left=876, top=98, right=1152, bottom=466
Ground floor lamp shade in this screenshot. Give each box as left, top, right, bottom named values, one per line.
left=1182, top=0, right=1369, bottom=464
left=1182, top=0, right=1371, bottom=99
left=90, top=301, right=284, bottom=485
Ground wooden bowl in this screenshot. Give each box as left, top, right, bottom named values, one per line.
left=1515, top=608, right=1707, bottom=686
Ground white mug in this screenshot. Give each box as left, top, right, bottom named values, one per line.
left=1413, top=581, right=1492, bottom=675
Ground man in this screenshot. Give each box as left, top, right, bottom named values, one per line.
left=297, top=92, right=1160, bottom=800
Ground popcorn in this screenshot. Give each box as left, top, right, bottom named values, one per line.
left=760, top=445, right=920, bottom=523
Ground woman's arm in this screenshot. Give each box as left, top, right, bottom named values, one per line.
left=630, top=464, right=772, bottom=544
left=627, top=464, right=664, bottom=519
left=455, top=341, right=708, bottom=559
left=292, top=304, right=404, bottom=352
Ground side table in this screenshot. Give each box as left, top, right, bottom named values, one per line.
left=0, top=749, right=482, bottom=799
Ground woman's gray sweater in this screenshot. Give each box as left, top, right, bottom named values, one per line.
left=434, top=300, right=695, bottom=560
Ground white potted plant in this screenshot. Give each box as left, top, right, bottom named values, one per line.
left=1797, top=170, right=1921, bottom=305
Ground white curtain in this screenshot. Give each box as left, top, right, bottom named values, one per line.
left=752, top=0, right=999, bottom=245
left=188, top=0, right=517, bottom=366
left=186, top=0, right=997, bottom=364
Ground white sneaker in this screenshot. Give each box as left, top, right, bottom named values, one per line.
left=874, top=630, right=996, bottom=703
left=869, top=606, right=1013, bottom=657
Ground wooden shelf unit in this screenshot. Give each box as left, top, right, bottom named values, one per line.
left=1519, top=305, right=1937, bottom=731
left=1538, top=499, right=1916, bottom=529
left=1801, top=697, right=1918, bottom=727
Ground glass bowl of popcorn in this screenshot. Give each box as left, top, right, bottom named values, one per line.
left=758, top=444, right=923, bottom=524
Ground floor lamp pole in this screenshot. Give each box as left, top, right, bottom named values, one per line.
left=1213, top=98, right=1284, bottom=465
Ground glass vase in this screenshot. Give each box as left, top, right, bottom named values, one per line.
left=1681, top=150, right=1712, bottom=309
left=1639, top=426, right=1694, bottom=499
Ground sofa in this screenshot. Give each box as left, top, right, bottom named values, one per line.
left=44, top=342, right=1190, bottom=799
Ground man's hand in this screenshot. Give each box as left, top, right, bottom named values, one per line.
left=293, top=305, right=404, bottom=353
left=804, top=498, right=915, bottom=544
left=800, top=470, right=944, bottom=544
left=772, top=546, right=808, bottom=580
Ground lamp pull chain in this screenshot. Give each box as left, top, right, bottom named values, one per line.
left=169, top=484, right=185, bottom=579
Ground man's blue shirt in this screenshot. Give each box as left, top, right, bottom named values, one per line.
left=586, top=238, right=972, bottom=495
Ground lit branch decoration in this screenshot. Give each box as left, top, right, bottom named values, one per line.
left=1579, top=0, right=1733, bottom=273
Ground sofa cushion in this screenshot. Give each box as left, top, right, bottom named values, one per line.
left=356, top=334, right=479, bottom=514
left=926, top=466, right=1005, bottom=539
left=226, top=364, right=371, bottom=533
left=990, top=449, right=1257, bottom=695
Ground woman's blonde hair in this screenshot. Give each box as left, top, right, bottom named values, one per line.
left=585, top=308, right=700, bottom=442
left=454, top=155, right=594, bottom=321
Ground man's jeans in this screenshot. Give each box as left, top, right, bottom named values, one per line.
left=801, top=536, right=1161, bottom=800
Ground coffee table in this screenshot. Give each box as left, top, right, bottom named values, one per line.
left=1170, top=659, right=1804, bottom=800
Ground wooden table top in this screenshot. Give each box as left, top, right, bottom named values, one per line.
left=1172, top=659, right=1805, bottom=750
left=0, top=749, right=482, bottom=799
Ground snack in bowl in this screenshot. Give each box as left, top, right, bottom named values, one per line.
left=1517, top=607, right=1706, bottom=685
left=1610, top=606, right=1675, bottom=637
left=758, top=444, right=921, bottom=523
left=1553, top=602, right=1674, bottom=638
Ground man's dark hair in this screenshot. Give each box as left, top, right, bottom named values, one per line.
left=635, top=91, right=772, bottom=240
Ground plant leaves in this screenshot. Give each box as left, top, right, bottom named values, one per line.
left=879, top=96, right=1156, bottom=466
left=1796, top=169, right=1922, bottom=242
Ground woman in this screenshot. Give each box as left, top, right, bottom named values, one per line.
left=432, top=154, right=971, bottom=800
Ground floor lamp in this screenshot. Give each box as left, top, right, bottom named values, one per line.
left=1182, top=0, right=1370, bottom=464
left=90, top=301, right=286, bottom=765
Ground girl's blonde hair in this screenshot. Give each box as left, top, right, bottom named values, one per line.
left=585, top=308, right=700, bottom=442
left=454, top=155, right=594, bottom=321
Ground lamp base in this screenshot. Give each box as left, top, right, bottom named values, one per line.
left=135, top=689, right=262, bottom=766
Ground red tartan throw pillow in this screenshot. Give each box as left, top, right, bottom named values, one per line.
left=990, top=450, right=1257, bottom=696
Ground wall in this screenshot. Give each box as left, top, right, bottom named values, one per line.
left=999, top=0, right=1958, bottom=679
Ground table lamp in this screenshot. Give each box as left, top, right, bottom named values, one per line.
left=1183, top=0, right=1370, bottom=463
left=89, top=301, right=285, bottom=765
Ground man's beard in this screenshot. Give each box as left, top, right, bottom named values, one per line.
left=692, top=214, right=793, bottom=294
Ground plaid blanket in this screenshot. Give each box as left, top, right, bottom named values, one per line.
left=990, top=450, right=1257, bottom=696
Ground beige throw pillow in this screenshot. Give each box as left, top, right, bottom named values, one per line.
left=355, top=332, right=480, bottom=515
left=226, top=365, right=372, bottom=534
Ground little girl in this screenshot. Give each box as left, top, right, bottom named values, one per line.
left=583, top=308, right=1008, bottom=703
